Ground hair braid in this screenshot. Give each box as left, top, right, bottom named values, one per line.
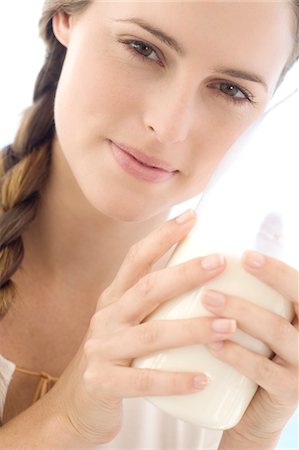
left=0, top=0, right=298, bottom=318
left=0, top=0, right=91, bottom=318
left=0, top=36, right=66, bottom=317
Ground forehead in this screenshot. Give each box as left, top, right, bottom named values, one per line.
left=93, top=1, right=294, bottom=54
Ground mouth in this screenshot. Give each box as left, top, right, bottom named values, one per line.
left=110, top=140, right=178, bottom=183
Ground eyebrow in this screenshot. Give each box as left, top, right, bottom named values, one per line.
left=116, top=17, right=268, bottom=92
left=115, top=17, right=184, bottom=55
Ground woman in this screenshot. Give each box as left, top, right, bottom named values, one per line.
left=0, top=1, right=298, bottom=448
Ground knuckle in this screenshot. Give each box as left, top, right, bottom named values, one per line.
left=98, top=285, right=117, bottom=308
left=177, top=260, right=193, bottom=282
left=83, top=338, right=97, bottom=358
left=84, top=336, right=107, bottom=362
left=82, top=371, right=96, bottom=396
left=136, top=273, right=156, bottom=299
left=270, top=316, right=291, bottom=343
left=256, top=356, right=274, bottom=381
left=89, top=308, right=112, bottom=335
left=138, top=321, right=161, bottom=346
left=83, top=367, right=97, bottom=388
left=84, top=366, right=111, bottom=393
left=225, top=343, right=243, bottom=365
left=176, top=260, right=200, bottom=289
left=83, top=364, right=109, bottom=393
left=162, top=225, right=177, bottom=246
left=171, top=372, right=189, bottom=393
left=126, top=241, right=142, bottom=265
left=232, top=298, right=248, bottom=317
left=133, top=369, right=153, bottom=392
left=89, top=311, right=102, bottom=332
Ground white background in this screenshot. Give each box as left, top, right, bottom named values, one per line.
left=0, top=1, right=298, bottom=448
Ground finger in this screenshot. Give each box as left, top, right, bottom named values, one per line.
left=242, top=251, right=299, bottom=305
left=208, top=341, right=298, bottom=405
left=87, top=317, right=236, bottom=360
left=202, top=290, right=298, bottom=365
left=100, top=210, right=197, bottom=307
left=84, top=365, right=210, bottom=399
left=115, top=253, right=225, bottom=324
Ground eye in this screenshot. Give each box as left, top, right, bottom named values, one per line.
left=218, top=83, right=248, bottom=99
left=208, top=81, right=255, bottom=105
left=120, top=39, right=163, bottom=65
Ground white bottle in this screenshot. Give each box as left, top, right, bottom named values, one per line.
left=132, top=91, right=299, bottom=429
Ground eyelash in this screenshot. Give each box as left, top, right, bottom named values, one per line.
left=208, top=82, right=254, bottom=106
left=119, top=38, right=255, bottom=106
left=119, top=38, right=164, bottom=65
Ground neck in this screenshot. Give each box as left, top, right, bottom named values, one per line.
left=15, top=141, right=170, bottom=309
left=4, top=143, right=170, bottom=374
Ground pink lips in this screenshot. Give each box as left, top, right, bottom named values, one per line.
left=110, top=141, right=177, bottom=183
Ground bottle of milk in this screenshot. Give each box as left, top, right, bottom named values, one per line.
left=132, top=90, right=299, bottom=430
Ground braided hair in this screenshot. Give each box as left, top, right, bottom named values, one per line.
left=0, top=0, right=298, bottom=318
left=0, top=0, right=90, bottom=317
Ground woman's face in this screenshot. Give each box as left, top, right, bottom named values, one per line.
left=53, top=0, right=294, bottom=221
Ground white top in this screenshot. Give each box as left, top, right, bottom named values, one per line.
left=0, top=354, right=222, bottom=449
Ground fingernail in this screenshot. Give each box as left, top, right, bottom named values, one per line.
left=202, top=290, right=226, bottom=308
left=201, top=254, right=225, bottom=270
left=212, top=319, right=236, bottom=333
left=244, top=250, right=265, bottom=268
left=208, top=341, right=224, bottom=352
left=193, top=373, right=210, bottom=390
left=175, top=209, right=196, bottom=224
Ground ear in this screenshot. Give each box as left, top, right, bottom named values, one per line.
left=52, top=11, right=73, bottom=48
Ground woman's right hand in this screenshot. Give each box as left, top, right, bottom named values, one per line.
left=53, top=210, right=233, bottom=445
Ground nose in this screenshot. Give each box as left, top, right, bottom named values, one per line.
left=143, top=81, right=196, bottom=144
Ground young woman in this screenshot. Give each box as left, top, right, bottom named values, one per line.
left=0, top=1, right=298, bottom=448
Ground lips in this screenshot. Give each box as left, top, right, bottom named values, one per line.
left=110, top=140, right=178, bottom=183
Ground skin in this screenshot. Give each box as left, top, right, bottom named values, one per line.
left=53, top=0, right=293, bottom=221
left=0, top=1, right=297, bottom=447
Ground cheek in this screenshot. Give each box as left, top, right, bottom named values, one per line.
left=54, top=43, right=140, bottom=153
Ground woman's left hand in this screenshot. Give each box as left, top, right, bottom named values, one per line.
left=202, top=250, right=298, bottom=443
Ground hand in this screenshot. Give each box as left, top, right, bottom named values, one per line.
left=53, top=211, right=231, bottom=445
left=202, top=250, right=298, bottom=444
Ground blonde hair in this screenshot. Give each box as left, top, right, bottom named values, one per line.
left=0, top=0, right=298, bottom=317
